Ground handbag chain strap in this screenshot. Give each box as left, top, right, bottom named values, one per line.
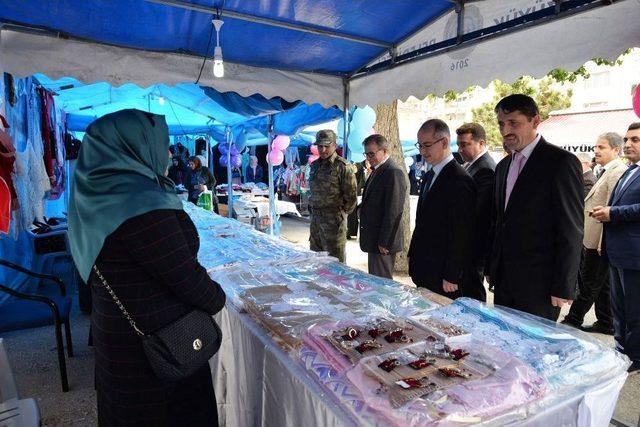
left=92, top=265, right=146, bottom=337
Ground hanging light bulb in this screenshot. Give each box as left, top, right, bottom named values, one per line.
left=158, top=96, right=166, bottom=106
left=212, top=18, right=224, bottom=78
left=213, top=46, right=224, bottom=78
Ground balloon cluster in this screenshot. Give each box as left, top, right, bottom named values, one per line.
left=337, top=106, right=376, bottom=162
left=267, top=135, right=290, bottom=166
left=218, top=142, right=242, bottom=168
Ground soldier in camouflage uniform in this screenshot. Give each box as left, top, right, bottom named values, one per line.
left=309, top=129, right=357, bottom=263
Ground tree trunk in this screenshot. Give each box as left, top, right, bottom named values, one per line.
left=374, top=101, right=410, bottom=273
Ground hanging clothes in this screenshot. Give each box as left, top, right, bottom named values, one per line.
left=0, top=177, right=11, bottom=234
left=0, top=114, right=18, bottom=209
left=38, top=87, right=64, bottom=200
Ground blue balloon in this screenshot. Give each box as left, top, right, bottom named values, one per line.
left=351, top=106, right=376, bottom=129
left=230, top=144, right=239, bottom=156
left=218, top=143, right=228, bottom=155
left=347, top=128, right=368, bottom=155
left=219, top=154, right=228, bottom=167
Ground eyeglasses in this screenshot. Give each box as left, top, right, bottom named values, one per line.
left=415, top=137, right=444, bottom=150
left=364, top=151, right=379, bottom=158
left=623, top=136, right=640, bottom=143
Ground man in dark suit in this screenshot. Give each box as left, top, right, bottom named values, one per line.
left=245, top=155, right=264, bottom=183
left=359, top=134, right=408, bottom=278
left=576, top=152, right=597, bottom=196
left=409, top=119, right=476, bottom=298
left=486, top=94, right=584, bottom=321
left=592, top=122, right=640, bottom=373
left=456, top=123, right=496, bottom=302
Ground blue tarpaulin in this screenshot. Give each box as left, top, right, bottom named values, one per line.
left=35, top=74, right=343, bottom=141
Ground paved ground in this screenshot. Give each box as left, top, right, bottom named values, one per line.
left=1, top=216, right=638, bottom=426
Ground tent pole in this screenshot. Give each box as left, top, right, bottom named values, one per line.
left=455, top=1, right=465, bottom=45
left=342, top=78, right=350, bottom=160
left=267, top=116, right=275, bottom=236
left=226, top=126, right=233, bottom=218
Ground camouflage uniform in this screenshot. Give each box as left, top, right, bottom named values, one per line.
left=309, top=152, right=357, bottom=262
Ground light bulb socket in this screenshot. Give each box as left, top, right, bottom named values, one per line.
left=212, top=19, right=224, bottom=32
left=214, top=46, right=223, bottom=61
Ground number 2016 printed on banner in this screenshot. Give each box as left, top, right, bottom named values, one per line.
left=450, top=59, right=469, bottom=71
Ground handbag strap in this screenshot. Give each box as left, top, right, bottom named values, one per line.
left=92, top=265, right=146, bottom=337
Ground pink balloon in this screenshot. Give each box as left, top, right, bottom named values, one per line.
left=267, top=149, right=284, bottom=166
left=308, top=154, right=319, bottom=164
left=634, top=86, right=640, bottom=118
left=272, top=135, right=290, bottom=151
left=310, top=145, right=319, bottom=156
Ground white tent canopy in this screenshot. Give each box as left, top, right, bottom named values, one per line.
left=1, top=0, right=638, bottom=108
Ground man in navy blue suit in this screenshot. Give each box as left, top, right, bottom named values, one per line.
left=592, top=122, right=640, bottom=373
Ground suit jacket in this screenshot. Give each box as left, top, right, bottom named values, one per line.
left=583, top=169, right=597, bottom=197
left=465, top=152, right=496, bottom=268
left=604, top=162, right=640, bottom=270
left=583, top=158, right=626, bottom=250
left=359, top=158, right=408, bottom=254
left=487, top=138, right=584, bottom=301
left=245, top=164, right=264, bottom=183
left=408, top=159, right=476, bottom=290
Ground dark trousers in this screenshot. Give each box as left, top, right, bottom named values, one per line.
left=565, top=248, right=612, bottom=327
left=494, top=262, right=560, bottom=321
left=368, top=252, right=395, bottom=279
left=463, top=265, right=487, bottom=302
left=610, top=266, right=640, bottom=363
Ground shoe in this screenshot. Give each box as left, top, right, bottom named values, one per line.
left=581, top=322, right=614, bottom=335
left=628, top=361, right=640, bottom=373
left=560, top=318, right=582, bottom=329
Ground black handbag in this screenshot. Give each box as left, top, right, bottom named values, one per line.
left=92, top=265, right=222, bottom=382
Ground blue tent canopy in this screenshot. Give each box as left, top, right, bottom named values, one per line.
left=1, top=0, right=451, bottom=75
left=35, top=74, right=343, bottom=141
left=2, top=1, right=634, bottom=108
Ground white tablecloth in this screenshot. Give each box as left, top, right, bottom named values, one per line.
left=211, top=306, right=353, bottom=427
left=210, top=305, right=627, bottom=427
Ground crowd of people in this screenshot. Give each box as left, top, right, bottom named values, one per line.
left=307, top=94, right=640, bottom=375
left=65, top=95, right=640, bottom=425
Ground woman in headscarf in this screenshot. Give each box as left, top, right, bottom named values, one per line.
left=68, top=109, right=225, bottom=426
left=187, top=155, right=218, bottom=212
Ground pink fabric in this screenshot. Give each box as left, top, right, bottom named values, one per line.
left=304, top=322, right=354, bottom=373
left=0, top=177, right=11, bottom=234
left=505, top=151, right=525, bottom=209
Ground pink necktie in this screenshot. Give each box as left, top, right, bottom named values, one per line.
left=505, top=152, right=525, bottom=209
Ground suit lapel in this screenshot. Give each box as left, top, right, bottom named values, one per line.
left=613, top=166, right=640, bottom=204
left=504, top=140, right=545, bottom=215
left=586, top=159, right=621, bottom=201
left=362, top=159, right=390, bottom=203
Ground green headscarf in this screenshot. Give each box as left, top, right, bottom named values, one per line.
left=68, top=109, right=183, bottom=282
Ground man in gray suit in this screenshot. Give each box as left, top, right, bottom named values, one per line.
left=359, top=134, right=409, bottom=279
left=563, top=132, right=626, bottom=334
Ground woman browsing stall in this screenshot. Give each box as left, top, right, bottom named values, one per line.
left=68, top=109, right=226, bottom=426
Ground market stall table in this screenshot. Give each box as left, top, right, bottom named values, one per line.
left=181, top=203, right=629, bottom=426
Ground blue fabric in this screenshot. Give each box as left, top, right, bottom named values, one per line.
left=2, top=1, right=453, bottom=75
left=0, top=295, right=71, bottom=333
left=35, top=75, right=343, bottom=142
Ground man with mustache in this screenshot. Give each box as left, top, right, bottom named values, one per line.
left=592, top=122, right=640, bottom=373
left=486, top=94, right=584, bottom=321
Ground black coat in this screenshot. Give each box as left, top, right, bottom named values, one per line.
left=91, top=209, right=226, bottom=426
left=583, top=169, right=597, bottom=197
left=465, top=152, right=496, bottom=269
left=245, top=164, right=264, bottom=183
left=359, top=158, right=408, bottom=254
left=487, top=138, right=584, bottom=314
left=408, top=159, right=476, bottom=296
